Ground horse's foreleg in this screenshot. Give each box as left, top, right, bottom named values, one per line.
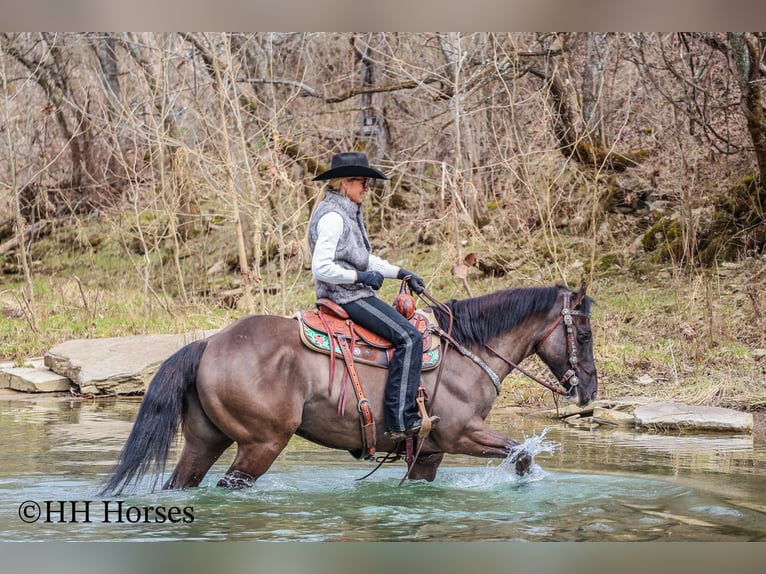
left=444, top=419, right=532, bottom=475
left=407, top=452, right=444, bottom=481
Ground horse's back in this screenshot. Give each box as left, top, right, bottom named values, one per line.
left=200, top=313, right=316, bottom=381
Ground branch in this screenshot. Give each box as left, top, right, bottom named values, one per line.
left=243, top=78, right=320, bottom=97
left=242, top=75, right=444, bottom=103
left=528, top=66, right=649, bottom=172
left=274, top=134, right=325, bottom=178
left=0, top=220, right=51, bottom=257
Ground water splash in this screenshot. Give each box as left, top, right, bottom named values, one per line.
left=512, top=426, right=557, bottom=461
left=453, top=427, right=558, bottom=489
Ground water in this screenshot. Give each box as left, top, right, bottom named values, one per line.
left=1, top=393, right=765, bottom=541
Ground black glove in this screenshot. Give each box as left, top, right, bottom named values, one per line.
left=357, top=270, right=384, bottom=290
left=397, top=268, right=426, bottom=294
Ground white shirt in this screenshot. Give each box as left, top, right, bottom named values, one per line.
left=311, top=211, right=400, bottom=284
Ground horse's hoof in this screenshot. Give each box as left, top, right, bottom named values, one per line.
left=217, top=470, right=255, bottom=489
left=513, top=450, right=533, bottom=476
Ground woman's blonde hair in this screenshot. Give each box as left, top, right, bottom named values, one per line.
left=327, top=177, right=343, bottom=191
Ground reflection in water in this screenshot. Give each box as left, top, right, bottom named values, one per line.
left=1, top=394, right=765, bottom=541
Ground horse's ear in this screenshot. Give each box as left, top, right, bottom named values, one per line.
left=572, top=282, right=587, bottom=308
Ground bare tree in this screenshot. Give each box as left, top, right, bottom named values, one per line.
left=3, top=31, right=765, bottom=311
left=0, top=33, right=115, bottom=213
left=728, top=32, right=766, bottom=187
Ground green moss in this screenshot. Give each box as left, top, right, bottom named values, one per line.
left=641, top=173, right=763, bottom=266
left=596, top=252, right=621, bottom=271
left=642, top=217, right=685, bottom=262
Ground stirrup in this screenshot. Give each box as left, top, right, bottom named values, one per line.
left=385, top=415, right=440, bottom=441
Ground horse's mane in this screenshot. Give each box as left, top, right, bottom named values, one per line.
left=431, top=284, right=585, bottom=347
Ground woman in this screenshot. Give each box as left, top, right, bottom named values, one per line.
left=308, top=151, right=439, bottom=440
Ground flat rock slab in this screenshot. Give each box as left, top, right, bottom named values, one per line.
left=44, top=331, right=215, bottom=396
left=0, top=361, right=13, bottom=388
left=634, top=402, right=753, bottom=433
left=592, top=406, right=636, bottom=427
left=530, top=398, right=644, bottom=420
left=1, top=358, right=73, bottom=393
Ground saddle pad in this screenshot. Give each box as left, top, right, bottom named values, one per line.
left=297, top=309, right=441, bottom=371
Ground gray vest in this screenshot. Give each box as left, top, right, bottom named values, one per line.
left=308, top=191, right=375, bottom=304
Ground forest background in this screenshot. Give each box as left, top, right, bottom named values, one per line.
left=0, top=32, right=764, bottom=414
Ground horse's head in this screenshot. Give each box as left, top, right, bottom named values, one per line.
left=535, top=284, right=598, bottom=406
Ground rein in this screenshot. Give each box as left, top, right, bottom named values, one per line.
left=426, top=289, right=588, bottom=398
left=485, top=343, right=569, bottom=396
left=390, top=286, right=587, bottom=485
left=487, top=291, right=585, bottom=397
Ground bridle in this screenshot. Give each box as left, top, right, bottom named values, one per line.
left=422, top=288, right=589, bottom=398
left=530, top=291, right=590, bottom=392
left=485, top=291, right=589, bottom=397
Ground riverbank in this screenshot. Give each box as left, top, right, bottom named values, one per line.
left=2, top=382, right=762, bottom=444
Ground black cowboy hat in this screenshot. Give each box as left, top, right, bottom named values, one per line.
left=312, top=151, right=388, bottom=181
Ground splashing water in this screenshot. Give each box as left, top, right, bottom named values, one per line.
left=453, top=427, right=558, bottom=489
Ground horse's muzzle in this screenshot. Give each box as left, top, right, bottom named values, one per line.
left=565, top=379, right=597, bottom=406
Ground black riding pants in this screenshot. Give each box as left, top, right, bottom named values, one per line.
left=342, top=296, right=423, bottom=433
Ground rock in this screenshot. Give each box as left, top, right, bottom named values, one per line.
left=0, top=358, right=72, bottom=393
left=564, top=414, right=582, bottom=425
left=530, top=403, right=589, bottom=419
left=0, top=361, right=13, bottom=388
left=530, top=399, right=637, bottom=419
left=634, top=402, right=753, bottom=433
left=44, top=330, right=215, bottom=396
left=592, top=407, right=636, bottom=427
left=564, top=414, right=600, bottom=429
left=636, top=374, right=655, bottom=385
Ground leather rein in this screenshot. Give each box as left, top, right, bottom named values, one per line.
left=423, top=289, right=588, bottom=398
left=486, top=291, right=589, bottom=396
left=377, top=287, right=588, bottom=484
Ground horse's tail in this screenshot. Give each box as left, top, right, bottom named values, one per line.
left=99, top=339, right=208, bottom=495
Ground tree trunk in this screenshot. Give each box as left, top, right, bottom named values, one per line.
left=530, top=62, right=646, bottom=172
left=728, top=32, right=766, bottom=188
left=580, top=32, right=608, bottom=147
left=90, top=33, right=129, bottom=189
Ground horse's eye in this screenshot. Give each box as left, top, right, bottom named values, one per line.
left=578, top=331, right=592, bottom=343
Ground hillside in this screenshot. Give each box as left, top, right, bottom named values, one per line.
left=1, top=32, right=764, bottom=414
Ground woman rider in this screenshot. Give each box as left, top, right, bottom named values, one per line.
left=308, top=151, right=439, bottom=440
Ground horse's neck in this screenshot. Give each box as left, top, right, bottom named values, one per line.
left=481, top=313, right=552, bottom=378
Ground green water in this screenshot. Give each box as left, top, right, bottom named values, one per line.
left=1, top=395, right=765, bottom=541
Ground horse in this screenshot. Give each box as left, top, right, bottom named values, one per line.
left=100, top=283, right=597, bottom=494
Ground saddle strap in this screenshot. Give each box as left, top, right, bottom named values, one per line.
left=317, top=311, right=338, bottom=396
left=336, top=332, right=376, bottom=457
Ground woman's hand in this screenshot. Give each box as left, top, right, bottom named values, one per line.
left=356, top=270, right=384, bottom=290
left=397, top=268, right=426, bottom=294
